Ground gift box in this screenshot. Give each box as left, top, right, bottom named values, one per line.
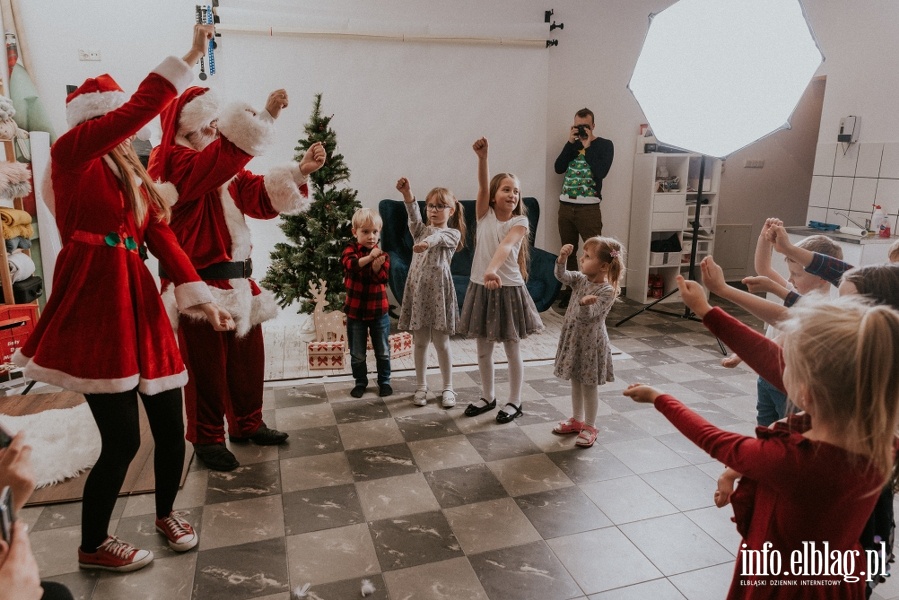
left=366, top=331, right=413, bottom=358
left=307, top=340, right=346, bottom=370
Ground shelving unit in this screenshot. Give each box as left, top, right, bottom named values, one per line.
left=626, top=152, right=722, bottom=303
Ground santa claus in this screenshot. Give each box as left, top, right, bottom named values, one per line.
left=148, top=86, right=326, bottom=471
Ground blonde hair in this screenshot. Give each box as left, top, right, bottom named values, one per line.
left=796, top=234, right=842, bottom=260
left=488, top=172, right=529, bottom=281
left=108, top=142, right=171, bottom=225
left=425, top=187, right=466, bottom=251
left=352, top=207, right=382, bottom=230
left=583, top=236, right=625, bottom=297
left=889, top=239, right=899, bottom=263
left=779, top=295, right=899, bottom=485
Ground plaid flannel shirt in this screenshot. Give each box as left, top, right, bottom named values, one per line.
left=342, top=243, right=390, bottom=321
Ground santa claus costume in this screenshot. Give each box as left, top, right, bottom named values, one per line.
left=14, top=28, right=225, bottom=572
left=148, top=86, right=315, bottom=471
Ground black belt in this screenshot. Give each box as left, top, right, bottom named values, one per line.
left=159, top=258, right=253, bottom=280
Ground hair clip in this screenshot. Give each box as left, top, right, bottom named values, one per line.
left=610, top=250, right=620, bottom=258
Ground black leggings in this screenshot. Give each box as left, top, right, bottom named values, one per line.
left=81, top=388, right=185, bottom=552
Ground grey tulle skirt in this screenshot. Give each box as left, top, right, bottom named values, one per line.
left=458, top=282, right=544, bottom=342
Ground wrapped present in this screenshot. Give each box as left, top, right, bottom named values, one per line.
left=307, top=340, right=346, bottom=370
left=365, top=331, right=413, bottom=358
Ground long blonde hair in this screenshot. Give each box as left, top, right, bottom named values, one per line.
left=425, top=187, right=467, bottom=251
left=583, top=236, right=625, bottom=297
left=488, top=172, right=529, bottom=281
left=108, top=142, right=171, bottom=226
left=780, top=296, right=899, bottom=485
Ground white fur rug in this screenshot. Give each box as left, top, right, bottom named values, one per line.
left=0, top=403, right=101, bottom=488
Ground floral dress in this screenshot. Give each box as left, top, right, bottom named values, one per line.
left=552, top=262, right=615, bottom=385
left=397, top=201, right=461, bottom=333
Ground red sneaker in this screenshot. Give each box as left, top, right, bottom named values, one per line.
left=155, top=511, right=198, bottom=551
left=78, top=536, right=154, bottom=572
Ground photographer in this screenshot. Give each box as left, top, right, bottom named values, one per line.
left=0, top=432, right=73, bottom=600
left=553, top=108, right=614, bottom=308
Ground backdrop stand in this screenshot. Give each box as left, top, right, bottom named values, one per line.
left=615, top=156, right=726, bottom=355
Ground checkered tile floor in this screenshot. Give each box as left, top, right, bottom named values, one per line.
left=22, top=298, right=899, bottom=599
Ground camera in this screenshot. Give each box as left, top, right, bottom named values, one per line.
left=0, top=486, right=13, bottom=544
left=575, top=124, right=589, bottom=140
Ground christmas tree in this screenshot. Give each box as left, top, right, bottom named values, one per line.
left=262, top=94, right=361, bottom=314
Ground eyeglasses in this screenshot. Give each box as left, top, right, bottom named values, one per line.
left=426, top=204, right=450, bottom=211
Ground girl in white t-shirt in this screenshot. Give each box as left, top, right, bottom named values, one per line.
left=459, top=137, right=543, bottom=423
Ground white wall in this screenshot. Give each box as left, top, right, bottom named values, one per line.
left=13, top=0, right=899, bottom=317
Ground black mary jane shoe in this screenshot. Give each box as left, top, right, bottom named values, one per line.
left=495, top=403, right=523, bottom=424
left=464, top=398, right=497, bottom=417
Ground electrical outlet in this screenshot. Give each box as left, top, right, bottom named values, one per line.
left=78, top=49, right=101, bottom=61
left=743, top=159, right=765, bottom=168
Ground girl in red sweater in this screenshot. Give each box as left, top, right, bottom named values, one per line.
left=624, top=276, right=899, bottom=599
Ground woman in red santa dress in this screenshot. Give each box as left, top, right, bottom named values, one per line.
left=13, top=24, right=234, bottom=573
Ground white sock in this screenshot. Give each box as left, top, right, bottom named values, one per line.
left=476, top=337, right=495, bottom=405
left=413, top=328, right=431, bottom=390
left=503, top=340, right=523, bottom=408
left=570, top=380, right=585, bottom=422
left=432, top=330, right=453, bottom=391
left=583, top=381, right=599, bottom=427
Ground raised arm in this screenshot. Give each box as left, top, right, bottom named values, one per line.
left=473, top=137, right=490, bottom=220
left=700, top=256, right=789, bottom=326
left=755, top=218, right=788, bottom=287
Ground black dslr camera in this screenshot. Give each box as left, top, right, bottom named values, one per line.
left=575, top=124, right=589, bottom=140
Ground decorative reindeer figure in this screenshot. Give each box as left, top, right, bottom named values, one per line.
left=308, top=279, right=347, bottom=342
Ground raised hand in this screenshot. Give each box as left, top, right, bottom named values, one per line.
left=472, top=137, right=488, bottom=158
left=558, top=243, right=574, bottom=264
left=396, top=177, right=413, bottom=202
left=184, top=24, right=215, bottom=65
left=265, top=89, right=289, bottom=119
left=623, top=383, right=663, bottom=404
left=676, top=275, right=712, bottom=318
left=699, top=256, right=727, bottom=294
left=299, top=142, right=326, bottom=176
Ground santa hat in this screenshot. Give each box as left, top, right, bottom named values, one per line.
left=65, top=74, right=128, bottom=128
left=149, top=86, right=219, bottom=181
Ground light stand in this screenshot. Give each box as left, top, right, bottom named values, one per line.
left=615, top=156, right=726, bottom=354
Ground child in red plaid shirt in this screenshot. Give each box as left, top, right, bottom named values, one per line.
left=342, top=208, right=392, bottom=398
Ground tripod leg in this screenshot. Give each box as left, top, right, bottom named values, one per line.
left=615, top=286, right=681, bottom=326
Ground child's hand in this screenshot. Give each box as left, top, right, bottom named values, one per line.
left=299, top=142, right=326, bottom=175
left=183, top=24, right=215, bottom=65
left=265, top=89, right=289, bottom=119
left=715, top=469, right=739, bottom=508
left=558, top=244, right=574, bottom=263
left=769, top=224, right=794, bottom=255
left=396, top=177, right=414, bottom=202
left=676, top=275, right=712, bottom=318
left=741, top=275, right=776, bottom=295
left=579, top=294, right=598, bottom=306
left=369, top=247, right=383, bottom=259
left=720, top=354, right=742, bottom=368
left=412, top=241, right=429, bottom=253
left=472, top=137, right=488, bottom=158
left=484, top=271, right=501, bottom=290
left=372, top=254, right=387, bottom=272
left=623, top=383, right=663, bottom=404
left=760, top=217, right=783, bottom=238
left=699, top=256, right=727, bottom=294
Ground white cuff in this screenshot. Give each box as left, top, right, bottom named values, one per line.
left=265, top=163, right=311, bottom=214
left=218, top=102, right=276, bottom=157
left=153, top=56, right=194, bottom=95
left=174, top=280, right=213, bottom=311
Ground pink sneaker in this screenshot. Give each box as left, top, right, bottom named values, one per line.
left=155, top=511, right=198, bottom=551
left=552, top=417, right=584, bottom=435
left=78, top=536, right=154, bottom=572
left=576, top=424, right=599, bottom=448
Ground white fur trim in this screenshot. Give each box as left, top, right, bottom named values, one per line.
left=13, top=349, right=187, bottom=394
left=178, top=89, right=221, bottom=136
left=174, top=280, right=214, bottom=311
left=217, top=102, right=275, bottom=157
left=152, top=56, right=194, bottom=95
left=220, top=184, right=252, bottom=260
left=66, top=90, right=127, bottom=129
left=155, top=181, right=179, bottom=207
left=264, top=163, right=311, bottom=214
left=161, top=280, right=278, bottom=338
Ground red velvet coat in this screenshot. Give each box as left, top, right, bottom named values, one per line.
left=147, top=103, right=310, bottom=337
left=13, top=57, right=212, bottom=395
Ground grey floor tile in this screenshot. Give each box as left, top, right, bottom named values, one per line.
left=466, top=428, right=543, bottom=462
left=382, top=557, right=488, bottom=600
left=581, top=476, right=679, bottom=525
left=91, top=554, right=196, bottom=600
left=394, top=411, right=463, bottom=442
left=668, top=562, right=736, bottom=600
left=546, top=446, right=635, bottom=484
left=193, top=537, right=289, bottom=600
left=345, top=442, right=418, bottom=481
left=282, top=483, right=364, bottom=535
left=444, top=497, right=542, bottom=555
left=285, top=523, right=380, bottom=586
left=603, top=437, right=691, bottom=474
left=277, top=425, right=343, bottom=459
left=589, top=578, right=686, bottom=599
left=640, top=465, right=718, bottom=511
left=368, top=510, right=464, bottom=571
left=515, top=486, right=613, bottom=538
left=423, top=463, right=509, bottom=509
left=356, top=472, right=442, bottom=520
left=619, top=513, right=732, bottom=576
left=204, top=460, right=281, bottom=505
left=290, top=575, right=389, bottom=600
left=469, top=540, right=582, bottom=600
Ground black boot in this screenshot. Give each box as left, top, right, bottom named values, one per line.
left=194, top=443, right=239, bottom=471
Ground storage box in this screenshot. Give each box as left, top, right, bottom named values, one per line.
left=307, top=341, right=346, bottom=370
left=366, top=331, right=414, bottom=358
left=0, top=304, right=38, bottom=369
left=649, top=251, right=680, bottom=266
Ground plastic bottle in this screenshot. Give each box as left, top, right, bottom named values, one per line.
left=871, top=205, right=887, bottom=237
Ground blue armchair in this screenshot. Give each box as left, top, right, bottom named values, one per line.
left=379, top=197, right=562, bottom=313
